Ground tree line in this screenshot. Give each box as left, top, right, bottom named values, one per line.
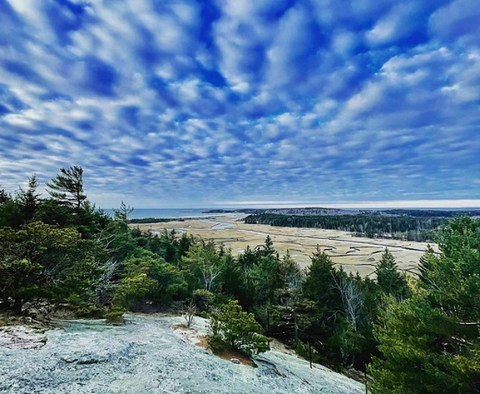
left=244, top=213, right=449, bottom=241
left=1, top=166, right=479, bottom=392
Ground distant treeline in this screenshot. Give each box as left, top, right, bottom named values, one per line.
left=244, top=213, right=450, bottom=241
left=373, top=209, right=480, bottom=218
left=208, top=207, right=480, bottom=217
left=129, top=217, right=184, bottom=224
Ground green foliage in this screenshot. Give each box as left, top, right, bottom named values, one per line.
left=375, top=248, right=409, bottom=300
left=0, top=186, right=9, bottom=205
left=181, top=240, right=222, bottom=292
left=245, top=213, right=447, bottom=241
left=0, top=176, right=42, bottom=228
left=33, top=199, right=72, bottom=227
left=258, top=235, right=276, bottom=257
left=113, top=201, right=133, bottom=222
left=218, top=250, right=246, bottom=301
left=0, top=168, right=192, bottom=317
left=65, top=293, right=105, bottom=317
left=16, top=174, right=41, bottom=222
left=0, top=199, right=24, bottom=229
left=46, top=165, right=87, bottom=209
left=0, top=221, right=87, bottom=312
left=192, top=289, right=214, bottom=312
left=303, top=247, right=339, bottom=306
left=328, top=317, right=366, bottom=365
left=370, top=217, right=480, bottom=392
left=2, top=167, right=479, bottom=387
left=370, top=297, right=479, bottom=393
left=114, top=273, right=157, bottom=310
left=0, top=258, right=42, bottom=313
left=418, top=244, right=436, bottom=283
left=210, top=300, right=270, bottom=357
left=113, top=256, right=188, bottom=310
left=422, top=217, right=480, bottom=321
left=248, top=254, right=283, bottom=305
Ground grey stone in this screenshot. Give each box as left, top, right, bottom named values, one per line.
left=0, top=314, right=364, bottom=393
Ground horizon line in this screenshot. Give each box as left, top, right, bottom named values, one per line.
left=101, top=199, right=480, bottom=210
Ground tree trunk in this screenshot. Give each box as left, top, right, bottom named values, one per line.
left=0, top=297, right=10, bottom=310
left=12, top=297, right=23, bottom=314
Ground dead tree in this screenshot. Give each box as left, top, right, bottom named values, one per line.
left=183, top=301, right=197, bottom=328
left=333, top=274, right=364, bottom=332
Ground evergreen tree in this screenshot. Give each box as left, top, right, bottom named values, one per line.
left=210, top=300, right=270, bottom=357
left=113, top=201, right=133, bottom=222
left=303, top=246, right=337, bottom=305
left=418, top=244, right=436, bottom=285
left=0, top=185, right=9, bottom=205
left=258, top=235, right=276, bottom=257
left=370, top=296, right=479, bottom=393
left=0, top=221, right=84, bottom=313
left=17, top=174, right=41, bottom=222
left=375, top=248, right=409, bottom=300
left=47, top=166, right=86, bottom=209
left=278, top=250, right=304, bottom=305
left=302, top=247, right=344, bottom=359
left=182, top=241, right=221, bottom=292
left=219, top=250, right=246, bottom=301
left=370, top=218, right=480, bottom=393
left=238, top=245, right=257, bottom=271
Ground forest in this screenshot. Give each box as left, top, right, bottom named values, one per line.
left=244, top=213, right=450, bottom=241
left=1, top=166, right=479, bottom=393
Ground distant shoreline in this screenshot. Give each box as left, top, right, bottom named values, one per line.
left=114, top=207, right=480, bottom=221
left=204, top=207, right=480, bottom=217
left=128, top=213, right=245, bottom=224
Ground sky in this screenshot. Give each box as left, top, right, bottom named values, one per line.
left=0, top=0, right=480, bottom=209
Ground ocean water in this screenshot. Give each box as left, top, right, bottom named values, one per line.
left=103, top=208, right=226, bottom=219
left=103, top=206, right=480, bottom=220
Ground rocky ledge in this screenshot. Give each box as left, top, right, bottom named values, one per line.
left=0, top=314, right=364, bottom=393
left=0, top=325, right=48, bottom=350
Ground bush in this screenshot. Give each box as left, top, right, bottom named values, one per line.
left=193, top=289, right=214, bottom=312
left=209, top=300, right=270, bottom=357
left=105, top=307, right=126, bottom=324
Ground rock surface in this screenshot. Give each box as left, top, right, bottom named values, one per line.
left=0, top=326, right=47, bottom=350
left=0, top=314, right=364, bottom=393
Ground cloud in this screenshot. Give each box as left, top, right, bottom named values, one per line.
left=429, top=0, right=480, bottom=45
left=0, top=0, right=479, bottom=208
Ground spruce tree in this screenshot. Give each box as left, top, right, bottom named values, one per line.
left=303, top=246, right=337, bottom=304
left=0, top=186, right=9, bottom=205
left=17, top=174, right=41, bottom=221
left=370, top=218, right=480, bottom=393
left=418, top=244, right=436, bottom=285
left=375, top=248, right=409, bottom=300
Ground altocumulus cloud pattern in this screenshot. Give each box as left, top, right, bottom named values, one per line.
left=0, top=0, right=479, bottom=207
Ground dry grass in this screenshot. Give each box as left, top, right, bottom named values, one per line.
left=171, top=322, right=253, bottom=365
left=196, top=335, right=209, bottom=349
left=132, top=215, right=437, bottom=277
left=211, top=346, right=256, bottom=366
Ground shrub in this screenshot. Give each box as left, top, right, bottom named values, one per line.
left=193, top=289, right=214, bottom=312
left=209, top=300, right=270, bottom=357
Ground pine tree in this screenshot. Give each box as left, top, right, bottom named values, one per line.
left=17, top=174, right=41, bottom=221
left=113, top=201, right=133, bottom=222
left=370, top=218, right=480, bottom=393
left=209, top=300, right=270, bottom=357
left=257, top=235, right=276, bottom=257
left=47, top=166, right=86, bottom=209
left=303, top=246, right=337, bottom=304
left=0, top=186, right=9, bottom=205
left=375, top=248, right=409, bottom=300
left=418, top=244, right=436, bottom=285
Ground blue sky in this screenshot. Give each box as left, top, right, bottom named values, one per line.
left=1, top=0, right=480, bottom=208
